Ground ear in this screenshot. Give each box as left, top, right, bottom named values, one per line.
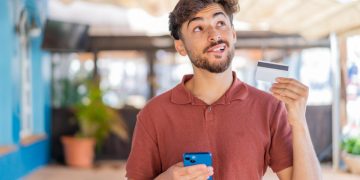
left=232, top=27, right=237, bottom=43
left=174, top=40, right=187, bottom=56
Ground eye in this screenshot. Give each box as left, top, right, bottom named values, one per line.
left=194, top=26, right=203, bottom=32
left=217, top=21, right=226, bottom=27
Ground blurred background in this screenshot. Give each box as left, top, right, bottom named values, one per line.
left=0, top=0, right=360, bottom=179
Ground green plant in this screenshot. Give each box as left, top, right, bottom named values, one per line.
left=342, top=137, right=360, bottom=155
left=73, top=79, right=129, bottom=149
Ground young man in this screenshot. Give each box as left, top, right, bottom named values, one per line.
left=126, top=0, right=322, bottom=179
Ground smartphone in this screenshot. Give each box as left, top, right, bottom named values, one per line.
left=183, top=152, right=213, bottom=180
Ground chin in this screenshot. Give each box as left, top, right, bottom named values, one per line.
left=208, top=54, right=227, bottom=63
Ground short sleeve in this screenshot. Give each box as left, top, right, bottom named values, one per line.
left=125, top=111, right=161, bottom=179
left=268, top=101, right=293, bottom=172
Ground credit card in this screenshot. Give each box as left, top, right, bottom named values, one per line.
left=255, top=61, right=289, bottom=82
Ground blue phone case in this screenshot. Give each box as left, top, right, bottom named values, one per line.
left=183, top=152, right=213, bottom=180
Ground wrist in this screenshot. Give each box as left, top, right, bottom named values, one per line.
left=154, top=176, right=162, bottom=180
left=290, top=118, right=308, bottom=132
left=154, top=174, right=164, bottom=180
left=154, top=170, right=170, bottom=180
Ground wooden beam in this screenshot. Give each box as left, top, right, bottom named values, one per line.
left=338, top=36, right=348, bottom=128
left=330, top=33, right=341, bottom=171
left=146, top=51, right=156, bottom=99
left=88, top=32, right=330, bottom=51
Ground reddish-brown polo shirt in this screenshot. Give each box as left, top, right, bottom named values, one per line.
left=126, top=72, right=293, bottom=180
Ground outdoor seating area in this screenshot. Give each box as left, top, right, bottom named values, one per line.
left=1, top=0, right=360, bottom=179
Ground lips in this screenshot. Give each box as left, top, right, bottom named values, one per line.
left=207, top=43, right=226, bottom=53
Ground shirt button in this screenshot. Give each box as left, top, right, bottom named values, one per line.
left=208, top=106, right=212, bottom=112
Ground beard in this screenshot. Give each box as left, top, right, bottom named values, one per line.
left=186, top=40, right=235, bottom=73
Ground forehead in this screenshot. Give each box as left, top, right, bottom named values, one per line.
left=191, top=3, right=227, bottom=19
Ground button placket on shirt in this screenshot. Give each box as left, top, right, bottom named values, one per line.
left=204, top=105, right=217, bottom=179
left=205, top=105, right=215, bottom=122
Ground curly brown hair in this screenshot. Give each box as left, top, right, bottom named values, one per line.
left=169, top=0, right=239, bottom=40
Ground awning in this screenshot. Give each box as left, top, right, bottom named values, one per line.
left=52, top=0, right=360, bottom=39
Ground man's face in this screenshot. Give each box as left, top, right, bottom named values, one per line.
left=175, top=3, right=236, bottom=73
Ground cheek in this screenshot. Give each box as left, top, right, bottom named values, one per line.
left=221, top=26, right=233, bottom=35
left=185, top=41, right=202, bottom=52
left=225, top=30, right=235, bottom=42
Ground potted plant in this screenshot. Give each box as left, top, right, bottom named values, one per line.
left=61, top=79, right=129, bottom=168
left=341, top=136, right=360, bottom=174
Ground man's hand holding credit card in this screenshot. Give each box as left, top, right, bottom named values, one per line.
left=255, top=61, right=289, bottom=82
left=256, top=60, right=310, bottom=128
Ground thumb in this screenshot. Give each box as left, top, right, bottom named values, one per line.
left=174, top=161, right=184, bottom=167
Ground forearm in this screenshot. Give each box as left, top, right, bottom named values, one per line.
left=291, top=121, right=322, bottom=180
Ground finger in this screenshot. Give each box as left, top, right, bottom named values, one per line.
left=174, top=162, right=184, bottom=167
left=186, top=166, right=212, bottom=179
left=192, top=174, right=210, bottom=180
left=276, top=78, right=308, bottom=91
left=188, top=170, right=211, bottom=180
left=191, top=167, right=213, bottom=180
left=270, top=86, right=300, bottom=100
left=186, top=169, right=208, bottom=179
left=275, top=77, right=307, bottom=90
left=179, top=164, right=207, bottom=176
left=271, top=83, right=305, bottom=96
left=208, top=166, right=214, bottom=175
left=272, top=92, right=294, bottom=105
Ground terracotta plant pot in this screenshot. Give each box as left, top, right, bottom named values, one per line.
left=61, top=136, right=96, bottom=168
left=342, top=151, right=360, bottom=174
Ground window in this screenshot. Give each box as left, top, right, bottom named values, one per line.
left=346, top=36, right=360, bottom=126
left=155, top=50, right=192, bottom=95
left=300, top=48, right=332, bottom=105
left=98, top=51, right=149, bottom=109
left=20, top=31, right=34, bottom=139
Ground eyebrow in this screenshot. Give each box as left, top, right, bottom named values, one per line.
left=187, top=11, right=227, bottom=28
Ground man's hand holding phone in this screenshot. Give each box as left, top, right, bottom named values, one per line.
left=154, top=162, right=213, bottom=180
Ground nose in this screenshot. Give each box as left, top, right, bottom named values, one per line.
left=208, top=29, right=221, bottom=43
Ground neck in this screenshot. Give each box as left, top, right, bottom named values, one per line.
left=185, top=67, right=234, bottom=105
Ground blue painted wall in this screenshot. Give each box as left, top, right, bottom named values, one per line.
left=0, top=0, right=16, bottom=147
left=31, top=27, right=51, bottom=135
left=0, top=140, right=50, bottom=180
left=0, top=0, right=51, bottom=179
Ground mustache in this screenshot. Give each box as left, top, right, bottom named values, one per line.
left=203, top=39, right=230, bottom=53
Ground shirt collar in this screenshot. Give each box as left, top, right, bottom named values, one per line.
left=171, top=71, right=249, bottom=105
